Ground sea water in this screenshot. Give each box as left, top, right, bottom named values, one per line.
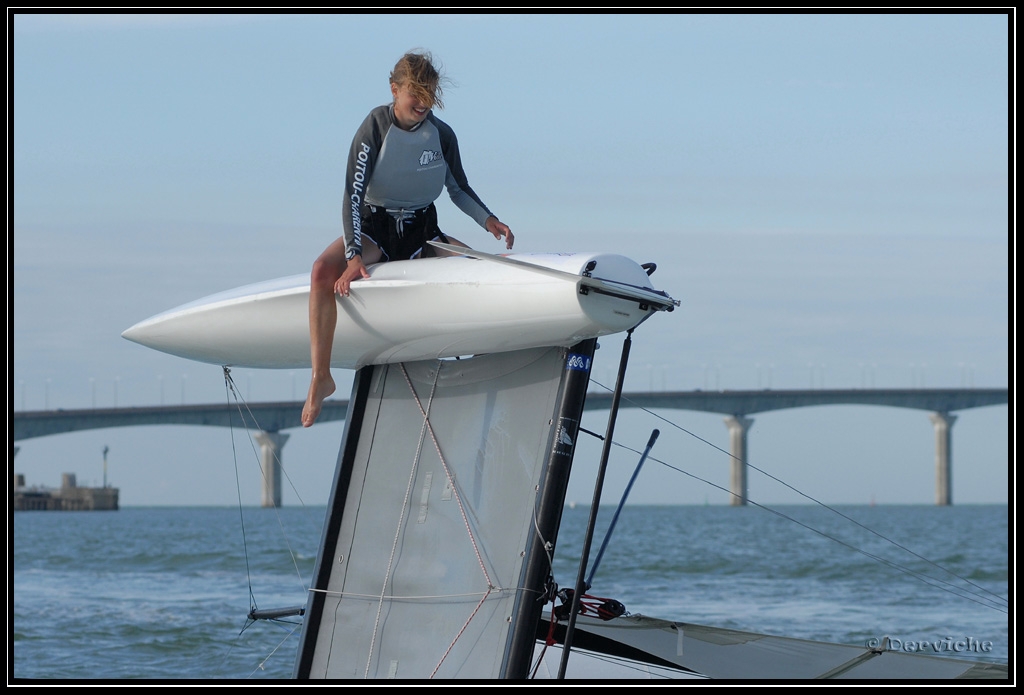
left=11, top=503, right=1009, bottom=681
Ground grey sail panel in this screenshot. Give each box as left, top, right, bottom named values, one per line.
left=295, top=343, right=595, bottom=679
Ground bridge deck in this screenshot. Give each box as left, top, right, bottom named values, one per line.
left=12, top=388, right=1008, bottom=440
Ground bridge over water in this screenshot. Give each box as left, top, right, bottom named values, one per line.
left=13, top=387, right=1006, bottom=507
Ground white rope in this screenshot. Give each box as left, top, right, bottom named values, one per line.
left=397, top=362, right=498, bottom=678
left=362, top=362, right=441, bottom=679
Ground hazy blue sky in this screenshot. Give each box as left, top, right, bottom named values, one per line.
left=11, top=12, right=1011, bottom=508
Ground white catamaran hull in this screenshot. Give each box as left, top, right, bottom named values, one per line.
left=122, top=250, right=677, bottom=370
left=530, top=613, right=1008, bottom=680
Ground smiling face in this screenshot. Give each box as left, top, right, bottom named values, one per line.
left=391, top=81, right=433, bottom=130
left=388, top=52, right=444, bottom=130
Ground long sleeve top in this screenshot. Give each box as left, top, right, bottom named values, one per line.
left=343, top=104, right=495, bottom=259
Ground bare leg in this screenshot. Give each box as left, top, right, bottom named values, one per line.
left=431, top=235, right=470, bottom=256
left=302, top=238, right=383, bottom=427
left=302, top=238, right=346, bottom=427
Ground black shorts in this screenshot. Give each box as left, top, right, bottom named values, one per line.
left=361, top=204, right=449, bottom=262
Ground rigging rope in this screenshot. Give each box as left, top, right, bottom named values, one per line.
left=399, top=362, right=496, bottom=589
left=363, top=362, right=442, bottom=678
left=356, top=361, right=505, bottom=678
left=222, top=368, right=312, bottom=601
left=219, top=366, right=321, bottom=680
left=588, top=379, right=1008, bottom=613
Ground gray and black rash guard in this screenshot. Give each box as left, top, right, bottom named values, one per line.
left=343, top=104, right=495, bottom=260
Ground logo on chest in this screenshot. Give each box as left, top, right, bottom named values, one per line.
left=419, top=149, right=443, bottom=167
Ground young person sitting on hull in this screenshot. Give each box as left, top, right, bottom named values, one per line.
left=302, top=50, right=514, bottom=427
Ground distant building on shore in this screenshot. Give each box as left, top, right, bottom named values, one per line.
left=12, top=473, right=119, bottom=511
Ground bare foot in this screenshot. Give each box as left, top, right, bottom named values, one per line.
left=302, top=374, right=336, bottom=427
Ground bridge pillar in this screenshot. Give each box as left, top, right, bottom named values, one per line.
left=928, top=411, right=957, bottom=506
left=724, top=415, right=754, bottom=506
left=254, top=431, right=290, bottom=508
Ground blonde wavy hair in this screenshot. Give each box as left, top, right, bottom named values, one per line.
left=390, top=50, right=446, bottom=110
